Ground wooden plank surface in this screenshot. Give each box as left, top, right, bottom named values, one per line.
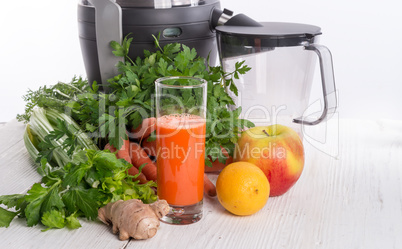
left=1, top=119, right=402, bottom=249
left=0, top=119, right=26, bottom=152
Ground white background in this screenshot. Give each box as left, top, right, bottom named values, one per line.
left=1, top=0, right=401, bottom=122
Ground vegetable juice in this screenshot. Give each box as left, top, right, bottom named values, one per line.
left=156, top=114, right=206, bottom=206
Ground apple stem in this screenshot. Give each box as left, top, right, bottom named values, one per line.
left=262, top=130, right=270, bottom=137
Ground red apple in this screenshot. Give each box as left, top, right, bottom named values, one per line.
left=234, top=125, right=304, bottom=196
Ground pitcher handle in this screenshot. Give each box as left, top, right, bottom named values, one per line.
left=87, top=0, right=123, bottom=92
left=293, top=44, right=337, bottom=125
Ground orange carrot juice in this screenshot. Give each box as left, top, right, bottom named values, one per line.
left=156, top=114, right=206, bottom=206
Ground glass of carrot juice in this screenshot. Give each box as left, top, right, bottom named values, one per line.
left=155, top=76, right=207, bottom=225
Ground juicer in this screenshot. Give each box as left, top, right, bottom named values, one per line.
left=78, top=0, right=259, bottom=89
left=78, top=0, right=337, bottom=129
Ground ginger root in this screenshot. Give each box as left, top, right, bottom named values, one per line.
left=98, top=199, right=170, bottom=240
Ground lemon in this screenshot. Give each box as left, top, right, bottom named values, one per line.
left=216, top=162, right=270, bottom=216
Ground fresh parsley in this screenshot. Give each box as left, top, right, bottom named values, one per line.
left=0, top=149, right=157, bottom=230
left=1, top=116, right=157, bottom=230
left=16, top=36, right=254, bottom=164
left=107, top=35, right=255, bottom=164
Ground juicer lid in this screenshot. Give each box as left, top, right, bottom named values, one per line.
left=109, top=0, right=206, bottom=8
left=216, top=22, right=322, bottom=47
left=81, top=0, right=210, bottom=8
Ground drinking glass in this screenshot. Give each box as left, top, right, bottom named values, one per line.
left=155, top=76, right=207, bottom=224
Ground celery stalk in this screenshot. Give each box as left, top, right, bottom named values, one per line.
left=29, top=108, right=70, bottom=167
left=26, top=108, right=98, bottom=168
left=23, top=125, right=52, bottom=176
left=45, top=109, right=98, bottom=151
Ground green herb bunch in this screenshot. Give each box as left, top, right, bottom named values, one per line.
left=17, top=77, right=89, bottom=123
left=107, top=35, right=254, bottom=165
left=0, top=151, right=156, bottom=230
left=16, top=36, right=254, bottom=164
left=0, top=117, right=156, bottom=230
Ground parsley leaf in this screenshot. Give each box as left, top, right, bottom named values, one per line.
left=66, top=213, right=82, bottom=229
left=0, top=208, right=18, bottom=228
left=41, top=210, right=66, bottom=231
left=62, top=187, right=101, bottom=221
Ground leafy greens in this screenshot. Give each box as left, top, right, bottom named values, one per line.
left=17, top=35, right=254, bottom=165
left=0, top=128, right=156, bottom=230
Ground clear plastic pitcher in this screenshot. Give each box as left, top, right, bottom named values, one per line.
left=216, top=22, right=337, bottom=134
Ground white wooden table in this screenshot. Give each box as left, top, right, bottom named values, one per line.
left=1, top=118, right=401, bottom=249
